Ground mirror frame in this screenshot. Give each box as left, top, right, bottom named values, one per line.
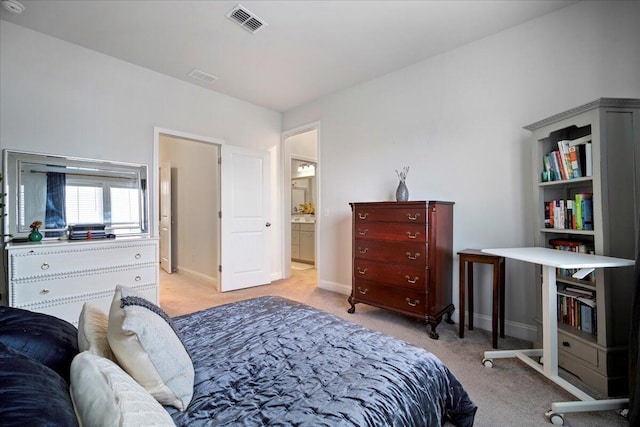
left=3, top=150, right=150, bottom=241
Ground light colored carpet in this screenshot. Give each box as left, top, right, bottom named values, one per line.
left=160, top=270, right=628, bottom=427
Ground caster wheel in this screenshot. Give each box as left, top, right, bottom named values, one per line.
left=547, top=411, right=564, bottom=425
left=482, top=358, right=493, bottom=368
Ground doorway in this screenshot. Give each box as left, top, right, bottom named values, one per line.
left=158, top=133, right=221, bottom=288
left=282, top=124, right=319, bottom=280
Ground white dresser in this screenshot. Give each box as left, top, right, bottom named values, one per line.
left=5, top=237, right=159, bottom=325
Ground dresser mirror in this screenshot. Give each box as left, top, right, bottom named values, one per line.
left=3, top=150, right=149, bottom=240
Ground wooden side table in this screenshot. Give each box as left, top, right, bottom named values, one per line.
left=458, top=249, right=505, bottom=348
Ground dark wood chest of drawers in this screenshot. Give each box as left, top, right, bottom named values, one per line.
left=348, top=201, right=455, bottom=339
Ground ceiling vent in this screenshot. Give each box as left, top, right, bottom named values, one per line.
left=187, top=69, right=218, bottom=84
left=226, top=4, right=267, bottom=34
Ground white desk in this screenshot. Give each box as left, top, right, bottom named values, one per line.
left=481, top=247, right=634, bottom=425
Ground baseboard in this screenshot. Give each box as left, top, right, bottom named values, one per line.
left=457, top=312, right=537, bottom=342
left=318, top=279, right=350, bottom=295
left=175, top=266, right=217, bottom=288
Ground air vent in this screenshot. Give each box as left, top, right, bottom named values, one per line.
left=226, top=4, right=267, bottom=34
left=187, top=69, right=218, bottom=84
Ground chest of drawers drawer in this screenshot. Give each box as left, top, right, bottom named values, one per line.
left=9, top=242, right=156, bottom=282
left=354, top=239, right=427, bottom=266
left=354, top=259, right=427, bottom=290
left=353, top=279, right=426, bottom=315
left=353, top=205, right=427, bottom=224
left=353, top=222, right=427, bottom=243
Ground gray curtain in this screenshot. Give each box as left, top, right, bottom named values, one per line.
left=629, top=214, right=640, bottom=424
left=44, top=172, right=66, bottom=237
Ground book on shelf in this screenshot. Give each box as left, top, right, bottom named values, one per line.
left=557, top=285, right=597, bottom=334
left=557, top=140, right=574, bottom=179
left=575, top=192, right=593, bottom=230
left=544, top=194, right=593, bottom=231
left=541, top=137, right=592, bottom=182
left=568, top=145, right=582, bottom=178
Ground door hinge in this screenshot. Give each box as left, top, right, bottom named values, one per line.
left=218, top=157, right=222, bottom=165
left=218, top=265, right=222, bottom=273
left=218, top=211, right=222, bottom=219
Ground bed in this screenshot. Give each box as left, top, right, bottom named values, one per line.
left=0, top=290, right=477, bottom=427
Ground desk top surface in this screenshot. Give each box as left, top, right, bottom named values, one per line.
left=482, top=247, right=634, bottom=269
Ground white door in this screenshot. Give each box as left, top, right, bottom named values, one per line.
left=220, top=145, right=271, bottom=291
left=159, top=163, right=173, bottom=274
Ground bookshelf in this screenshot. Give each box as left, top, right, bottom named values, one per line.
left=524, top=98, right=640, bottom=397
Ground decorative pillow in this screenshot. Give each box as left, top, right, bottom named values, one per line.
left=0, top=305, right=78, bottom=383
left=0, top=342, right=79, bottom=427
left=77, top=302, right=114, bottom=360
left=107, top=285, right=194, bottom=411
left=70, top=351, right=176, bottom=427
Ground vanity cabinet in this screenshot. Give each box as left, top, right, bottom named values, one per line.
left=348, top=201, right=455, bottom=339
left=5, top=238, right=159, bottom=325
left=291, top=222, right=315, bottom=264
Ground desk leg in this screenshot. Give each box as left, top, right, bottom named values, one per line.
left=541, top=265, right=558, bottom=377
left=459, top=259, right=465, bottom=338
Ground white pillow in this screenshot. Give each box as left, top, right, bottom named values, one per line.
left=77, top=302, right=114, bottom=361
left=70, top=351, right=175, bottom=427
left=107, top=285, right=194, bottom=411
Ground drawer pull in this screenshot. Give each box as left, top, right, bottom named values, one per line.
left=358, top=247, right=368, bottom=254
left=406, top=298, right=420, bottom=307
left=135, top=253, right=142, bottom=259
left=358, top=229, right=368, bottom=236
left=40, top=288, right=50, bottom=294
left=562, top=341, right=571, bottom=348
left=407, top=213, right=421, bottom=221
left=135, top=275, right=142, bottom=281
left=406, top=252, right=420, bottom=260
left=357, top=267, right=368, bottom=275
left=358, top=287, right=368, bottom=295
left=405, top=275, right=419, bottom=284
left=406, top=231, right=420, bottom=239
left=41, top=262, right=50, bottom=270
left=358, top=213, right=369, bottom=220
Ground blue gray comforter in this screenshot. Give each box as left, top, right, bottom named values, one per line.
left=168, top=296, right=476, bottom=426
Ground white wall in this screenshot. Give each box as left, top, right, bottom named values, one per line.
left=0, top=22, right=283, bottom=278
left=283, top=0, right=640, bottom=340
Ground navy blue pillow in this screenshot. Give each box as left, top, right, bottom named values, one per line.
left=0, top=306, right=79, bottom=383
left=0, top=342, right=79, bottom=427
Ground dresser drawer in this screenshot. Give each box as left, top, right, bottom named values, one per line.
left=353, top=205, right=427, bottom=224
left=557, top=330, right=598, bottom=368
left=17, top=283, right=158, bottom=326
left=354, top=259, right=427, bottom=290
left=9, top=265, right=158, bottom=307
left=9, top=242, right=157, bottom=281
left=354, top=222, right=426, bottom=243
left=354, top=239, right=427, bottom=266
left=353, top=279, right=426, bottom=315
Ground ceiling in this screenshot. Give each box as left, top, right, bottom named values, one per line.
left=0, top=0, right=576, bottom=112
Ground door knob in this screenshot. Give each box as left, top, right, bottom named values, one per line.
left=266, top=222, right=271, bottom=227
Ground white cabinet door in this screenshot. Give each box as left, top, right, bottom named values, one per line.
left=299, top=229, right=315, bottom=263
